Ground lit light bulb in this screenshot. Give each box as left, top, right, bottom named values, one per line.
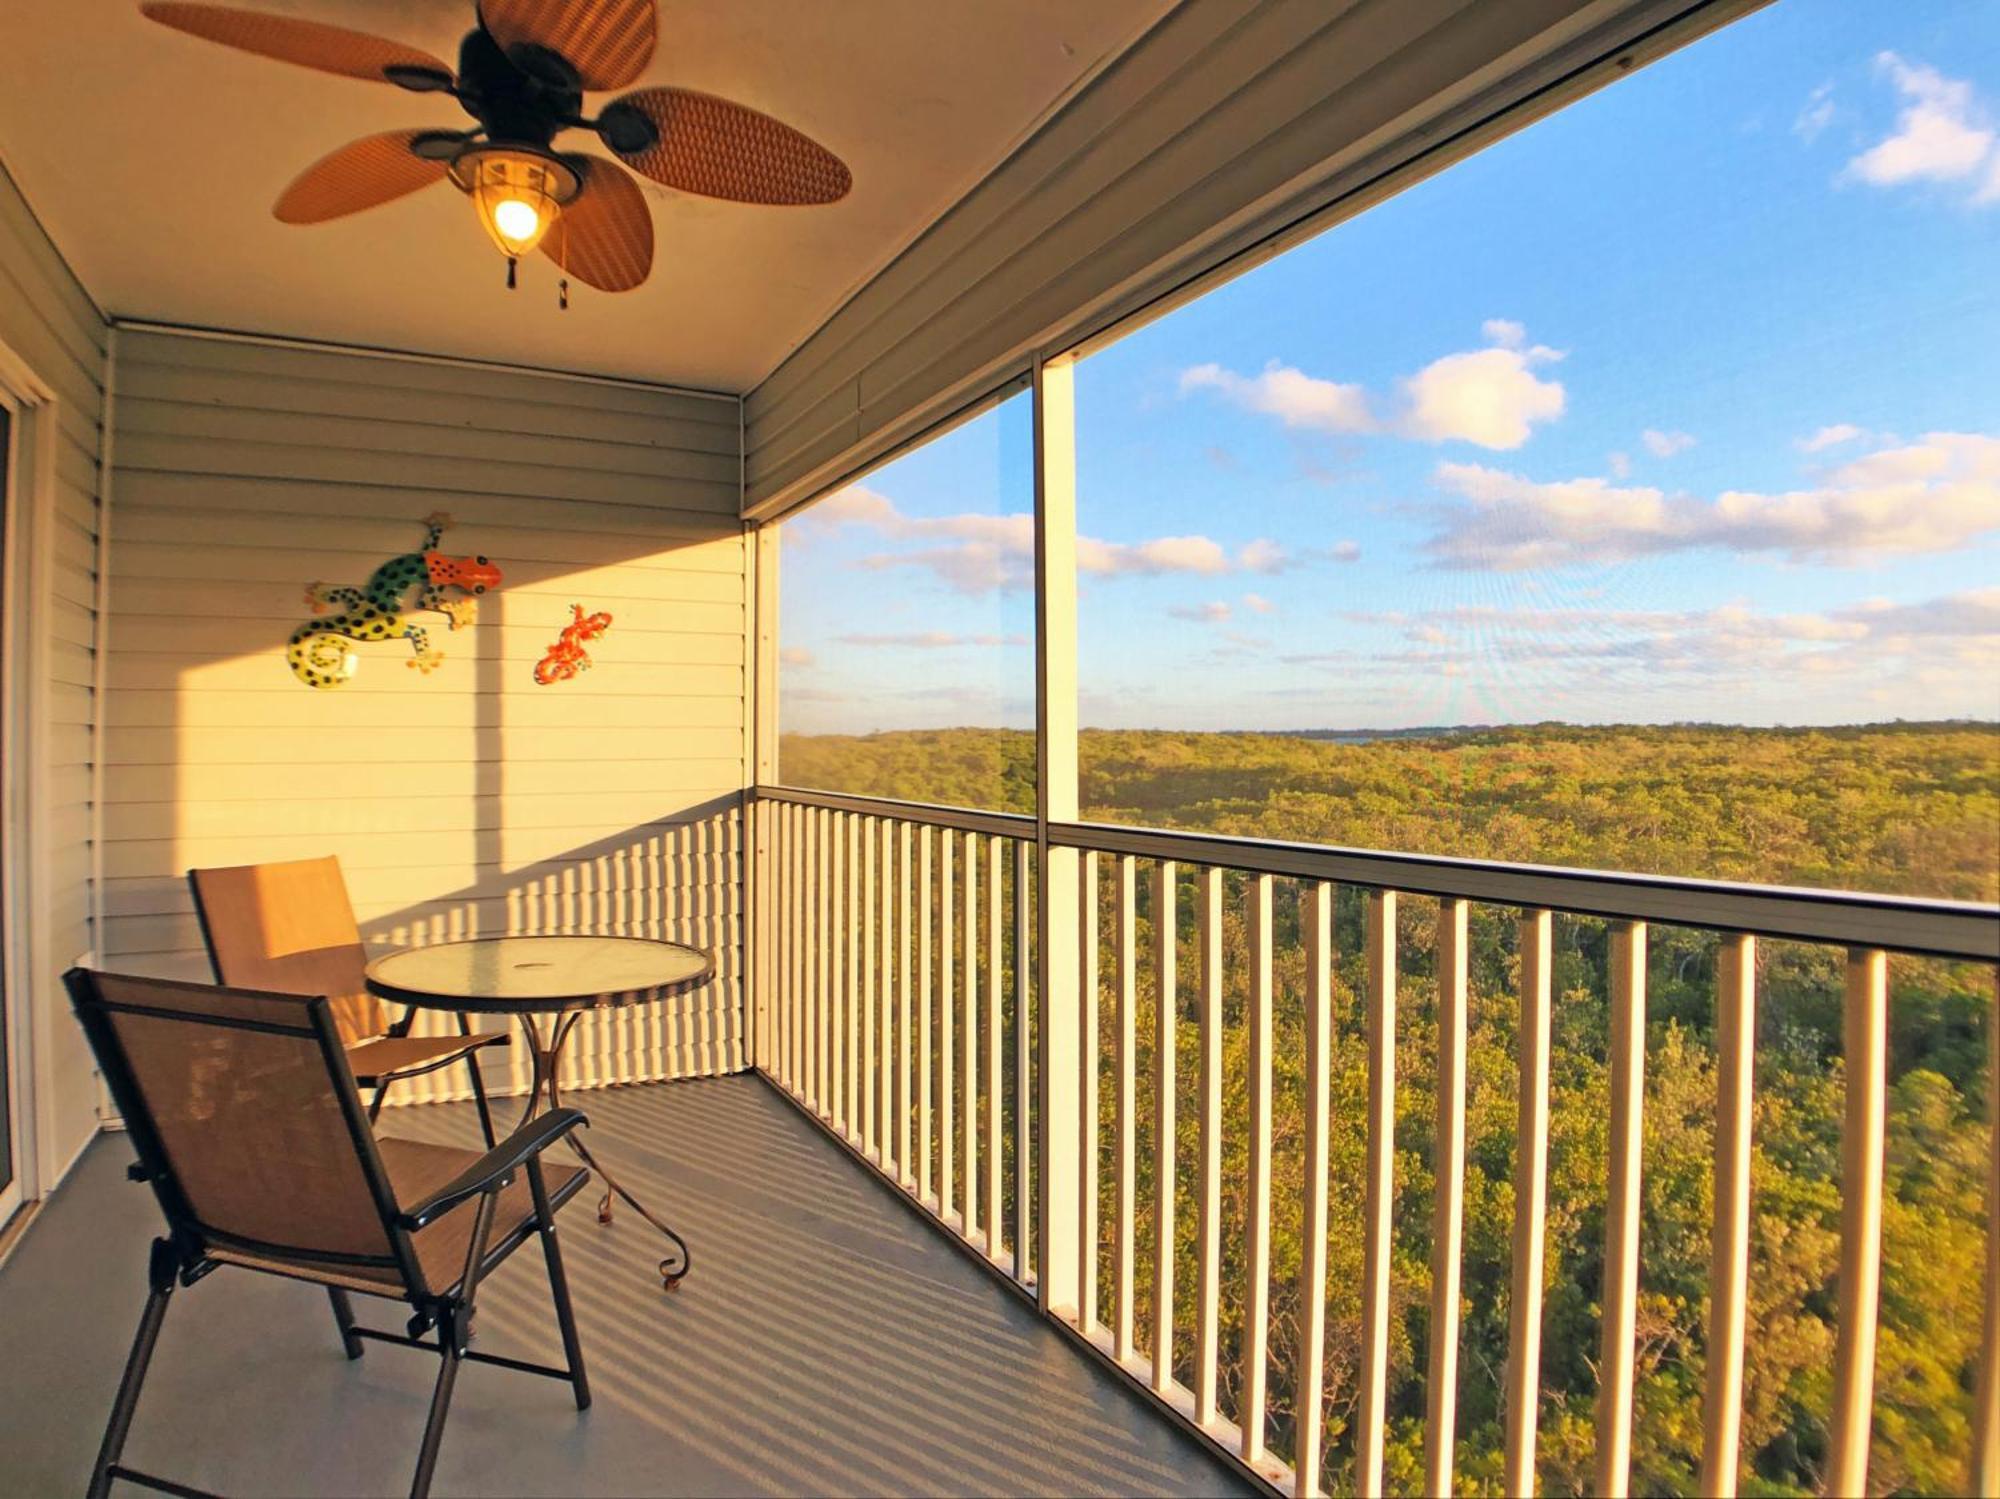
left=449, top=147, right=578, bottom=264
left=492, top=197, right=540, bottom=249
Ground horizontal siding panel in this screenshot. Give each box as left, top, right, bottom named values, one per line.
left=116, top=432, right=738, bottom=514
left=116, top=359, right=739, bottom=455
left=102, top=835, right=742, bottom=918
left=108, top=618, right=743, bottom=667
left=108, top=901, right=746, bottom=959
left=116, top=471, right=739, bottom=547
left=110, top=541, right=742, bottom=604
left=114, top=328, right=733, bottom=425
left=49, top=640, right=95, bottom=689
left=102, top=822, right=741, bottom=880
left=50, top=561, right=98, bottom=613
left=105, top=756, right=743, bottom=805
left=49, top=597, right=96, bottom=650
left=49, top=681, right=92, bottom=726
left=105, top=723, right=741, bottom=765
left=109, top=578, right=741, bottom=635
left=46, top=720, right=94, bottom=770
left=110, top=506, right=744, bottom=577
left=117, top=396, right=739, bottom=487
left=0, top=251, right=100, bottom=436
left=109, top=789, right=746, bottom=840
left=103, top=655, right=744, bottom=703
left=0, top=171, right=106, bottom=357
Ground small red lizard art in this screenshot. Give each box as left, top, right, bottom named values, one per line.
left=534, top=604, right=614, bottom=684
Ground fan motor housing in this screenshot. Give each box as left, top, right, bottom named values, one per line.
left=455, top=26, right=580, bottom=148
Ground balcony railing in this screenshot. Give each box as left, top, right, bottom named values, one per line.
left=750, top=783, right=2000, bottom=1498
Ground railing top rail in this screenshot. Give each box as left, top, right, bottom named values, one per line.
left=757, top=784, right=1035, bottom=840
left=1050, top=820, right=1997, bottom=963
left=752, top=785, right=1997, bottom=962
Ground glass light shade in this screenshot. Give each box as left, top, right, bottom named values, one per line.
left=453, top=149, right=577, bottom=260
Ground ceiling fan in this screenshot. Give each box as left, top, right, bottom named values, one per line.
left=139, top=0, right=853, bottom=298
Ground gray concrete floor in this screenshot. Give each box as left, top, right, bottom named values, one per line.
left=0, top=1073, right=1249, bottom=1498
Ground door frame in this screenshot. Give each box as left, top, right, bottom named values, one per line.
left=0, top=332, right=62, bottom=1220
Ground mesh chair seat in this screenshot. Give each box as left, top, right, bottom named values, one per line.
left=346, top=1032, right=510, bottom=1088
left=207, top=1138, right=589, bottom=1296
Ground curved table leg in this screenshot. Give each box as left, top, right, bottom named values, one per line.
left=513, top=1010, right=692, bottom=1291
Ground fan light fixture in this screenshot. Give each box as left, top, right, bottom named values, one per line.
left=450, top=146, right=580, bottom=267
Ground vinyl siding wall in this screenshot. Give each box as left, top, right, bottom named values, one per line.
left=0, top=159, right=105, bottom=1179
left=101, top=328, right=749, bottom=1093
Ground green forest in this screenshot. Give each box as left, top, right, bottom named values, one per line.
left=777, top=722, right=1999, bottom=1495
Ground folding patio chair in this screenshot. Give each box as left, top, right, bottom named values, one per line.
left=188, top=856, right=508, bottom=1146
left=65, top=968, right=593, bottom=1499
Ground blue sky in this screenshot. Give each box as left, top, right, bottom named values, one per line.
left=781, top=0, right=2000, bottom=736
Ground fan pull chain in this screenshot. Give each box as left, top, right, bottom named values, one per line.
left=506, top=256, right=517, bottom=290
left=559, top=278, right=570, bottom=312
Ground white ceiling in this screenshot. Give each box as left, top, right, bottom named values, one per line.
left=0, top=0, right=1171, bottom=392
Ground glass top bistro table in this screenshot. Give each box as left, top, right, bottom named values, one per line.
left=365, top=934, right=714, bottom=1290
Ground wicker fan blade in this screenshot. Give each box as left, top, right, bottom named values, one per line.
left=605, top=88, right=850, bottom=205
left=274, top=132, right=447, bottom=225
left=479, top=0, right=656, bottom=91
left=141, top=4, right=453, bottom=85
left=541, top=158, right=654, bottom=292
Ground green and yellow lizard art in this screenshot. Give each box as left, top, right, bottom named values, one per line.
left=288, top=512, right=504, bottom=689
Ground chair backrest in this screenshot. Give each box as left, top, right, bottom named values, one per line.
left=187, top=856, right=386, bottom=1045
left=64, top=969, right=419, bottom=1292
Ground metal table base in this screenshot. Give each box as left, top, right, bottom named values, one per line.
left=514, top=1010, right=690, bottom=1290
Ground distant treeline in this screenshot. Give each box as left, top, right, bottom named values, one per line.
left=779, top=721, right=1999, bottom=901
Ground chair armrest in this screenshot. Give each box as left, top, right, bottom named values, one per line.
left=396, top=1108, right=588, bottom=1230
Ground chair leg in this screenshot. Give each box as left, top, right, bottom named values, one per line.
left=367, top=1077, right=392, bottom=1123
left=408, top=1339, right=461, bottom=1499
left=327, top=1288, right=364, bottom=1360
left=409, top=1190, right=498, bottom=1499
left=529, top=1158, right=591, bottom=1411
left=89, top=1240, right=178, bottom=1499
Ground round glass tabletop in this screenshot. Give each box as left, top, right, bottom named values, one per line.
left=364, top=935, right=713, bottom=1014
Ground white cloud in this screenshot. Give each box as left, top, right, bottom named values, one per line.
left=1398, top=340, right=1566, bottom=450
left=1846, top=53, right=1998, bottom=206
left=1325, top=540, right=1362, bottom=563
left=834, top=631, right=1028, bottom=648
left=779, top=646, right=815, bottom=667
left=1421, top=431, right=2000, bottom=569
left=1608, top=451, right=1633, bottom=479
left=1641, top=428, right=1696, bottom=459
left=1179, top=362, right=1373, bottom=433
left=1795, top=82, right=1835, bottom=142
left=1833, top=586, right=2000, bottom=638
left=1797, top=423, right=1867, bottom=453
left=1169, top=601, right=1233, bottom=624
left=1237, top=538, right=1291, bottom=573
left=1078, top=534, right=1233, bottom=578
left=1181, top=322, right=1565, bottom=452
left=1241, top=592, right=1275, bottom=615
left=810, top=483, right=1270, bottom=594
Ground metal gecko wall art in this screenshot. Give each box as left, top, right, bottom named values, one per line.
left=288, top=512, right=503, bottom=688
left=534, top=604, right=614, bottom=684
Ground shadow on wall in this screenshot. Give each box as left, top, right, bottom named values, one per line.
left=362, top=794, right=747, bottom=1101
